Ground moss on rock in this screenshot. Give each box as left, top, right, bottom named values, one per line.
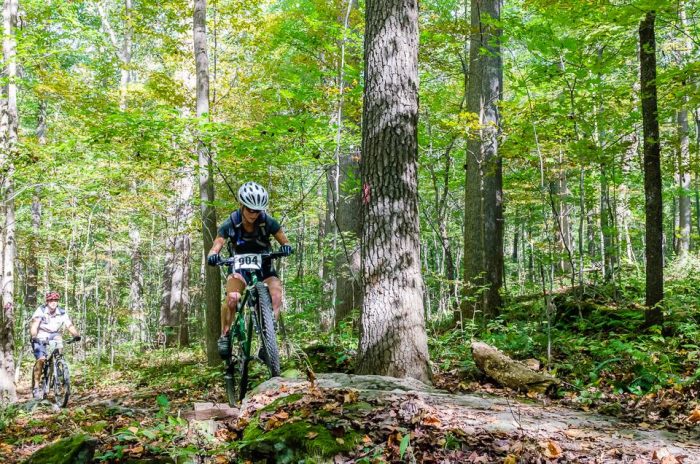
left=240, top=418, right=361, bottom=462
left=25, top=434, right=97, bottom=464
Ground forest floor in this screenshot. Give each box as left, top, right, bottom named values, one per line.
left=1, top=346, right=699, bottom=463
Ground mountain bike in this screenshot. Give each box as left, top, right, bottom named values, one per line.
left=217, top=251, right=286, bottom=405
left=34, top=338, right=77, bottom=407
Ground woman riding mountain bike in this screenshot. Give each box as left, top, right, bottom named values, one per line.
left=207, top=181, right=293, bottom=359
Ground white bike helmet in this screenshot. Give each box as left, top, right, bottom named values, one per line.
left=238, top=181, right=269, bottom=211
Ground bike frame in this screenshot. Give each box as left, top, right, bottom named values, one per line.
left=230, top=273, right=262, bottom=367
left=220, top=251, right=284, bottom=403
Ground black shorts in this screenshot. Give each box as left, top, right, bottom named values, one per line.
left=227, top=263, right=278, bottom=283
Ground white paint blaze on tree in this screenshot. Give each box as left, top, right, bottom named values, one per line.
left=356, top=0, right=431, bottom=383
left=0, top=0, right=18, bottom=402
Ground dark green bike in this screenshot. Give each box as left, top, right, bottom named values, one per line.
left=216, top=251, right=285, bottom=405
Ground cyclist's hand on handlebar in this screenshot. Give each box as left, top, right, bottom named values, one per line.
left=280, top=244, right=294, bottom=256
left=207, top=253, right=221, bottom=266
left=72, top=335, right=82, bottom=342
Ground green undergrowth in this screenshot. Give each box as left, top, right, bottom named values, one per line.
left=427, top=265, right=700, bottom=402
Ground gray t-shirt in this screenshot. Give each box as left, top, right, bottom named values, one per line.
left=32, top=305, right=73, bottom=340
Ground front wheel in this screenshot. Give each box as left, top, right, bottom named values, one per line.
left=47, top=358, right=70, bottom=407
left=255, top=282, right=281, bottom=378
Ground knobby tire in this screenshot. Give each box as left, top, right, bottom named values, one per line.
left=237, top=310, right=254, bottom=402
left=54, top=359, right=71, bottom=407
left=224, top=338, right=239, bottom=407
left=255, top=282, right=281, bottom=378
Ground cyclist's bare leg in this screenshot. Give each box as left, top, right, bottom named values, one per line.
left=222, top=273, right=246, bottom=335
left=263, top=276, right=283, bottom=320
left=32, top=357, right=45, bottom=389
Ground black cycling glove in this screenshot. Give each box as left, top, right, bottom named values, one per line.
left=207, top=253, right=221, bottom=266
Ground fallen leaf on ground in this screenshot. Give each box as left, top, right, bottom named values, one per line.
left=306, top=431, right=318, bottom=439
left=273, top=411, right=289, bottom=420
left=540, top=440, right=562, bottom=458
left=421, top=415, right=441, bottom=427
left=653, top=448, right=679, bottom=464
left=564, top=429, right=590, bottom=438
left=687, top=408, right=700, bottom=423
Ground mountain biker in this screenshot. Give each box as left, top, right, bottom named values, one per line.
left=207, top=181, right=293, bottom=357
left=29, top=291, right=81, bottom=399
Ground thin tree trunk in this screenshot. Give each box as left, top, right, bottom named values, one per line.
left=618, top=132, right=638, bottom=262
left=333, top=153, right=362, bottom=324
left=194, top=0, right=221, bottom=364
left=357, top=0, right=431, bottom=382
left=0, top=0, right=18, bottom=402
left=677, top=108, right=691, bottom=259
left=639, top=11, right=664, bottom=325
left=675, top=2, right=691, bottom=259
left=160, top=235, right=174, bottom=347
left=170, top=170, right=195, bottom=347
left=26, top=100, right=47, bottom=310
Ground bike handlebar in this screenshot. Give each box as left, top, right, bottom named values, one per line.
left=35, top=338, right=79, bottom=345
left=216, top=251, right=288, bottom=266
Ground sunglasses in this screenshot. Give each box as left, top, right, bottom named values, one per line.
left=245, top=207, right=262, bottom=214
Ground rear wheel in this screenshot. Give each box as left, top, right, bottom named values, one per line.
left=255, top=282, right=281, bottom=378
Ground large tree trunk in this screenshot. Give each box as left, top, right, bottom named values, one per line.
left=639, top=11, right=664, bottom=325
left=462, top=0, right=504, bottom=321
left=194, top=0, right=221, bottom=365
left=0, top=0, right=18, bottom=402
left=356, top=0, right=431, bottom=383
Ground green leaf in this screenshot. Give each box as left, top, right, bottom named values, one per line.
left=399, top=434, right=410, bottom=459
left=156, top=394, right=169, bottom=408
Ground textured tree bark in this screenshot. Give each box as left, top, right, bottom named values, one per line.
left=194, top=0, right=221, bottom=364
left=471, top=341, right=560, bottom=393
left=356, top=0, right=431, bottom=383
left=462, top=0, right=504, bottom=320
left=0, top=0, right=18, bottom=402
left=639, top=11, right=664, bottom=325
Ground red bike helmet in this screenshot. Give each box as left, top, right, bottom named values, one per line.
left=45, top=291, right=60, bottom=302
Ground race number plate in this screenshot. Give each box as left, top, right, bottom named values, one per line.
left=232, top=253, right=262, bottom=271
